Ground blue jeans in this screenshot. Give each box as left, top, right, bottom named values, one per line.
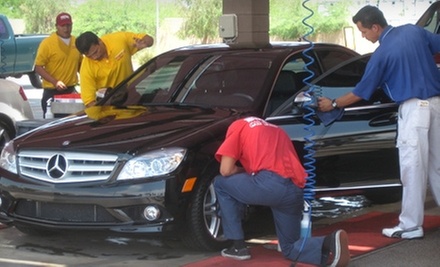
left=214, top=170, right=325, bottom=265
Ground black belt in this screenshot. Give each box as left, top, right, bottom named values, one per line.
left=43, top=86, right=77, bottom=91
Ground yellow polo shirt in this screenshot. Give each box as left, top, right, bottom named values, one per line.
left=79, top=32, right=145, bottom=106
left=35, top=32, right=81, bottom=88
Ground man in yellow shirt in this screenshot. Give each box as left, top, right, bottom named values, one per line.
left=75, top=31, right=154, bottom=107
left=35, top=12, right=82, bottom=118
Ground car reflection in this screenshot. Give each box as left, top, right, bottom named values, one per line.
left=312, top=195, right=371, bottom=218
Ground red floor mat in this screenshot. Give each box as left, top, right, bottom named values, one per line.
left=313, top=211, right=440, bottom=257
left=183, top=212, right=440, bottom=267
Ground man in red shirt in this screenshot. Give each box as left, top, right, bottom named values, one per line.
left=214, top=117, right=350, bottom=267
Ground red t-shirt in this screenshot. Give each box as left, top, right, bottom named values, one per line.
left=215, top=117, right=306, bottom=188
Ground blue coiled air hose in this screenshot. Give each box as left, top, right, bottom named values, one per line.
left=301, top=0, right=317, bottom=230
left=300, top=0, right=316, bottom=240
left=291, top=2, right=316, bottom=265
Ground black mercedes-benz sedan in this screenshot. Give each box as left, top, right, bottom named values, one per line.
left=0, top=42, right=400, bottom=251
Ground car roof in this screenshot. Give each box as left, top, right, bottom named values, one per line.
left=165, top=41, right=359, bottom=55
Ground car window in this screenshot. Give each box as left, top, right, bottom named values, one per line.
left=266, top=48, right=358, bottom=116
left=315, top=54, right=369, bottom=87
left=417, top=1, right=440, bottom=34
left=315, top=53, right=393, bottom=107
left=416, top=2, right=440, bottom=66
left=315, top=49, right=357, bottom=72
left=0, top=18, right=9, bottom=39
left=424, top=10, right=440, bottom=33
left=108, top=54, right=201, bottom=106
left=266, top=55, right=311, bottom=115
left=270, top=54, right=393, bottom=117
left=181, top=54, right=272, bottom=108
left=315, top=54, right=393, bottom=106
left=132, top=60, right=182, bottom=103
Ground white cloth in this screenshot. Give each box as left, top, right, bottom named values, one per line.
left=396, top=96, right=440, bottom=230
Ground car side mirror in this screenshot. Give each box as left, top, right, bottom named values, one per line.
left=294, top=91, right=317, bottom=109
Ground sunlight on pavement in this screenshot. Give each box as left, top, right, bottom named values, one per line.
left=0, top=258, right=66, bottom=267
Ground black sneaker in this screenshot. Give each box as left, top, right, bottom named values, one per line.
left=322, top=229, right=350, bottom=267
left=221, top=246, right=251, bottom=260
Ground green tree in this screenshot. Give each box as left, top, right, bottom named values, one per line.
left=177, top=0, right=222, bottom=44
left=270, top=0, right=352, bottom=41
left=72, top=0, right=173, bottom=64
left=72, top=0, right=158, bottom=37
left=20, top=0, right=71, bottom=33
left=177, top=0, right=351, bottom=43
left=0, top=0, right=25, bottom=18
left=270, top=0, right=307, bottom=40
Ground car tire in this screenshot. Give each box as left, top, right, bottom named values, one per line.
left=0, top=120, right=15, bottom=148
left=181, top=171, right=230, bottom=251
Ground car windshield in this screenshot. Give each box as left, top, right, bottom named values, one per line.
left=177, top=54, right=272, bottom=108
left=101, top=51, right=274, bottom=110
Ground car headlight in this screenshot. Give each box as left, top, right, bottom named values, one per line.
left=117, top=147, right=187, bottom=180
left=0, top=141, right=17, bottom=174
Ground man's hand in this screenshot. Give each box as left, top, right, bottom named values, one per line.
left=55, top=81, right=67, bottom=91
left=133, top=35, right=154, bottom=50
left=318, top=93, right=363, bottom=112
left=85, top=100, right=96, bottom=108
left=318, top=97, right=334, bottom=112
left=219, top=156, right=243, bottom=177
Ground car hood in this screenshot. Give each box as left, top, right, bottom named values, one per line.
left=15, top=105, right=242, bottom=154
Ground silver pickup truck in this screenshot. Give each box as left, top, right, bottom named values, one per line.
left=0, top=14, right=47, bottom=88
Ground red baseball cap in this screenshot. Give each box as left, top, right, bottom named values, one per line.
left=56, top=12, right=72, bottom=26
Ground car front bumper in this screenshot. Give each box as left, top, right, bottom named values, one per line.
left=0, top=174, right=181, bottom=234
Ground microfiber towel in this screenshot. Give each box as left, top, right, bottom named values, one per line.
left=316, top=108, right=344, bottom=127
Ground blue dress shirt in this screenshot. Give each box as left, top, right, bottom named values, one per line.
left=353, top=25, right=440, bottom=104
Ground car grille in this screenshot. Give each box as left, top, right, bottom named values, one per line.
left=15, top=200, right=119, bottom=223
left=18, top=150, right=118, bottom=183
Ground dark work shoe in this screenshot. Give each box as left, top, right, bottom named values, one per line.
left=221, top=246, right=251, bottom=260
left=322, top=229, right=350, bottom=267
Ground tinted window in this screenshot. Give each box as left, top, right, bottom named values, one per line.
left=416, top=3, right=440, bottom=65
left=315, top=49, right=357, bottom=72
left=281, top=56, right=312, bottom=88
left=116, top=53, right=211, bottom=106
left=316, top=55, right=393, bottom=106
left=0, top=18, right=9, bottom=39
left=417, top=2, right=440, bottom=34
left=424, top=11, right=440, bottom=33
left=266, top=49, right=358, bottom=115
left=114, top=56, right=187, bottom=106
left=182, top=54, right=272, bottom=108
left=133, top=61, right=182, bottom=103
left=316, top=55, right=370, bottom=87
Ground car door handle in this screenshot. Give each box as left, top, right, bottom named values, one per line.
left=369, top=112, right=397, bottom=127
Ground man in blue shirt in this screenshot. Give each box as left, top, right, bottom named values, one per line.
left=319, top=5, right=440, bottom=239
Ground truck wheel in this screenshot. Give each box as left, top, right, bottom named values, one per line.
left=28, top=72, right=42, bottom=88
left=0, top=120, right=15, bottom=148
left=181, top=172, right=230, bottom=251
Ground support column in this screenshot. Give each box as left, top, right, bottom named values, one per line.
left=222, top=0, right=270, bottom=48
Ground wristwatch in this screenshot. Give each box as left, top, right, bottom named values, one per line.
left=331, top=99, right=338, bottom=108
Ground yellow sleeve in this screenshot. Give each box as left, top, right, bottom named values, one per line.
left=124, top=32, right=147, bottom=55
left=34, top=36, right=51, bottom=66
left=79, top=59, right=98, bottom=106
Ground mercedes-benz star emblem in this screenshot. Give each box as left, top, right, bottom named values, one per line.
left=46, top=154, right=68, bottom=179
